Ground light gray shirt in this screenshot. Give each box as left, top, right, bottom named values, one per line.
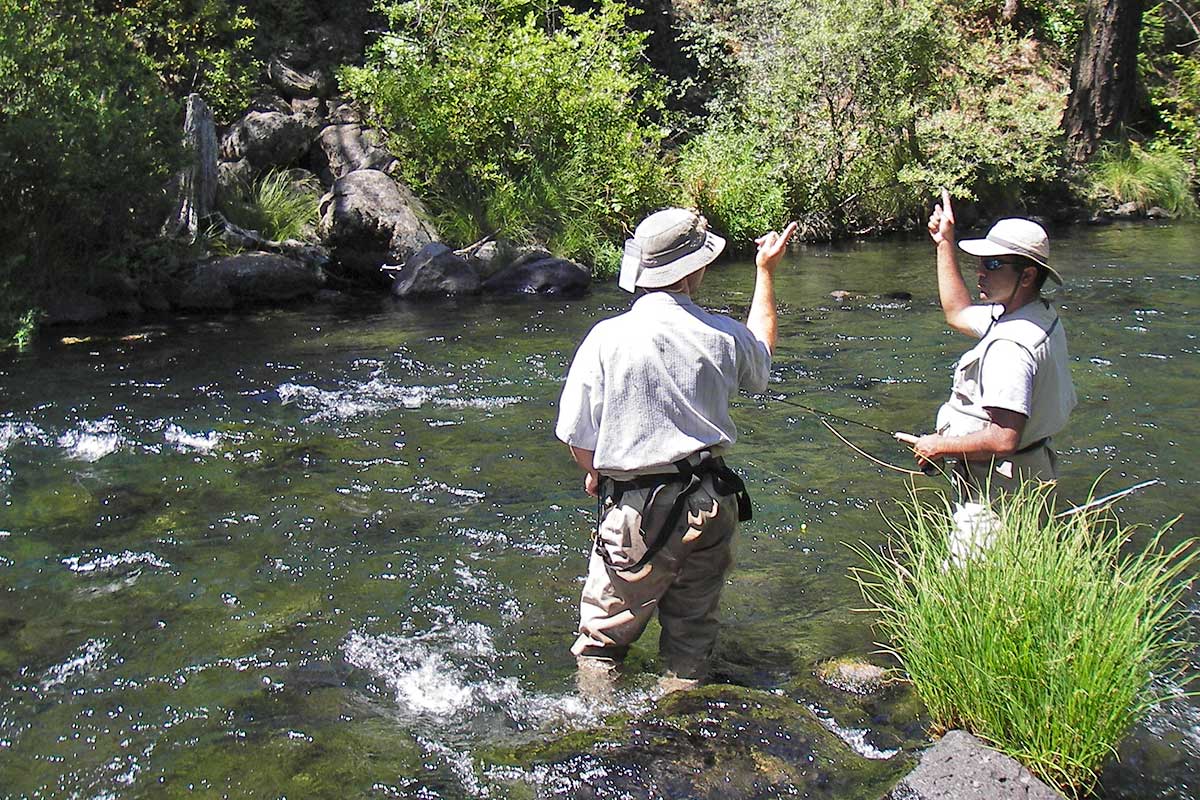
left=936, top=300, right=1076, bottom=448
left=556, top=291, right=771, bottom=477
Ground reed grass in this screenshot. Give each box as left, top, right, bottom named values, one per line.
left=221, top=169, right=321, bottom=243
left=1088, top=141, right=1198, bottom=217
left=850, top=481, right=1198, bottom=795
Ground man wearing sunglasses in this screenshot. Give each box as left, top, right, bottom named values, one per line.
left=913, top=191, right=1076, bottom=548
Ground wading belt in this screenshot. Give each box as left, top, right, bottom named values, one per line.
left=595, top=451, right=752, bottom=574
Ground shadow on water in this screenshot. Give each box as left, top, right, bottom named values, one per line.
left=0, top=222, right=1196, bottom=798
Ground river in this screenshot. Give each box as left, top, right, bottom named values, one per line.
left=0, top=221, right=1196, bottom=798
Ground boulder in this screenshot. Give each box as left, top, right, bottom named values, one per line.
left=311, top=123, right=395, bottom=184
left=218, top=158, right=254, bottom=191
left=1146, top=206, right=1171, bottom=219
left=41, top=291, right=117, bottom=325
left=175, top=252, right=325, bottom=310
left=1113, top=201, right=1141, bottom=218
left=884, top=730, right=1064, bottom=800
left=318, top=169, right=439, bottom=280
left=267, top=54, right=333, bottom=100
left=389, top=243, right=481, bottom=297
left=482, top=255, right=590, bottom=297
left=221, top=111, right=313, bottom=171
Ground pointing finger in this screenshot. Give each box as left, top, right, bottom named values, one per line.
left=940, top=188, right=955, bottom=224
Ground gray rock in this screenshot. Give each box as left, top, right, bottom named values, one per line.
left=312, top=123, right=394, bottom=184
left=318, top=169, right=438, bottom=280
left=267, top=55, right=332, bottom=100
left=327, top=100, right=362, bottom=126
left=463, top=239, right=512, bottom=278
left=218, top=158, right=254, bottom=191
left=176, top=252, right=325, bottom=309
left=1146, top=206, right=1171, bottom=219
left=289, top=97, right=328, bottom=132
left=482, top=255, right=590, bottom=297
left=221, top=111, right=313, bottom=171
left=390, top=243, right=481, bottom=297
left=884, top=730, right=1065, bottom=800
left=1113, top=201, right=1141, bottom=218
left=41, top=292, right=115, bottom=325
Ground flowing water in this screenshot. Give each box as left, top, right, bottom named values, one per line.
left=0, top=221, right=1196, bottom=799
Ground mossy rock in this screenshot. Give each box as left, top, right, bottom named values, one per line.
left=505, top=684, right=911, bottom=800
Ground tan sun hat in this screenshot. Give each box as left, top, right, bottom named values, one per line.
left=958, top=218, right=1062, bottom=285
left=618, top=208, right=726, bottom=293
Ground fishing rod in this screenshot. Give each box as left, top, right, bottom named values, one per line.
left=753, top=394, right=920, bottom=445
left=1054, top=478, right=1161, bottom=519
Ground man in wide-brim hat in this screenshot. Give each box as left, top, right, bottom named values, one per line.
left=555, top=208, right=796, bottom=684
left=913, top=191, right=1077, bottom=560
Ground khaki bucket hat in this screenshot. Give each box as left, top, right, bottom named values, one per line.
left=958, top=218, right=1062, bottom=285
left=618, top=208, right=726, bottom=293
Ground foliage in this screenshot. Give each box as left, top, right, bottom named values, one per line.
left=902, top=31, right=1067, bottom=209
left=98, top=0, right=261, bottom=121
left=676, top=122, right=788, bottom=247
left=949, top=0, right=1085, bottom=53
left=1087, top=140, right=1198, bottom=216
left=340, top=0, right=671, bottom=267
left=851, top=482, right=1198, bottom=795
left=222, top=169, right=322, bottom=242
left=1142, top=2, right=1200, bottom=163
left=678, top=0, right=1076, bottom=242
left=0, top=0, right=180, bottom=337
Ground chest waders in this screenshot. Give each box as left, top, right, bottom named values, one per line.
left=594, top=451, right=752, bottom=574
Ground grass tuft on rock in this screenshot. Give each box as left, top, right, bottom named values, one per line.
left=1087, top=141, right=1198, bottom=217
left=850, top=481, right=1198, bottom=796
left=221, top=169, right=321, bottom=243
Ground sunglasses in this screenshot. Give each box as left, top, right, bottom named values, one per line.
left=981, top=257, right=1023, bottom=271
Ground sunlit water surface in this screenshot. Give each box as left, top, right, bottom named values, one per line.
left=0, top=222, right=1196, bottom=798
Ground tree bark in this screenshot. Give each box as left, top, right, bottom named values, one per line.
left=1064, top=0, right=1146, bottom=163
left=162, top=94, right=219, bottom=240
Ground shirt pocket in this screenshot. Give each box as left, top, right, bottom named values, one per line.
left=951, top=350, right=984, bottom=407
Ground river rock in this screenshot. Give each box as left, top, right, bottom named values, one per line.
left=174, top=252, right=325, bottom=310
left=1113, top=201, right=1141, bottom=218
left=508, top=684, right=908, bottom=799
left=482, top=255, right=590, bottom=297
left=268, top=54, right=333, bottom=100
left=816, top=658, right=890, bottom=695
left=312, top=123, right=394, bottom=184
left=1146, top=206, right=1171, bottom=219
left=389, top=243, right=481, bottom=297
left=318, top=169, right=439, bottom=280
left=221, top=111, right=313, bottom=171
left=884, top=730, right=1064, bottom=800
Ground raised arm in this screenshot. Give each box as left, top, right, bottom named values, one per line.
left=748, top=221, right=799, bottom=354
left=928, top=190, right=976, bottom=337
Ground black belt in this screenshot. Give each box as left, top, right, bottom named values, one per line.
left=595, top=451, right=752, bottom=573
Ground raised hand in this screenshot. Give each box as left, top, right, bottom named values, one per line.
left=755, top=221, right=799, bottom=273
left=927, top=188, right=956, bottom=246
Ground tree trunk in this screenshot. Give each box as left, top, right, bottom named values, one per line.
left=162, top=94, right=218, bottom=240
left=1064, top=0, right=1146, bottom=163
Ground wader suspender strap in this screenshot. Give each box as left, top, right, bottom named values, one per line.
left=594, top=454, right=752, bottom=573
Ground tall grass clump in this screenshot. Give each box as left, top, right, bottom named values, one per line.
left=221, top=170, right=322, bottom=243
left=1088, top=141, right=1198, bottom=217
left=851, top=482, right=1198, bottom=795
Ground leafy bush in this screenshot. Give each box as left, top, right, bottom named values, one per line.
left=678, top=0, right=948, bottom=241
left=1087, top=141, right=1198, bottom=216
left=852, top=482, right=1198, bottom=794
left=222, top=169, right=322, bottom=242
left=340, top=0, right=671, bottom=267
left=0, top=0, right=180, bottom=339
left=99, top=0, right=261, bottom=122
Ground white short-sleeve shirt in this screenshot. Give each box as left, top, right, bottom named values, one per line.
left=555, top=291, right=771, bottom=477
left=936, top=301, right=1076, bottom=448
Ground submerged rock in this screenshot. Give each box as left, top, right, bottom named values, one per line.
left=175, top=252, right=325, bottom=309
left=482, top=255, right=590, bottom=297
left=499, top=684, right=909, bottom=799
left=389, top=242, right=481, bottom=297
left=817, top=657, right=891, bottom=695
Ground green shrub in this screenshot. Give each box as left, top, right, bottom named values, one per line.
left=222, top=169, right=322, bottom=243
left=676, top=122, right=788, bottom=247
left=100, top=0, right=261, bottom=122
left=0, top=0, right=180, bottom=339
left=1088, top=141, right=1198, bottom=216
left=340, top=0, right=671, bottom=267
left=851, top=482, right=1198, bottom=795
